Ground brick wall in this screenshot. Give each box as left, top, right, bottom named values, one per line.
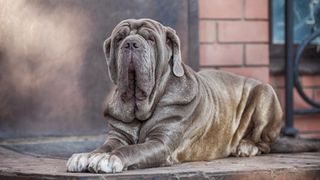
left=199, top=0, right=269, bottom=83
left=271, top=74, right=320, bottom=138
left=198, top=0, right=320, bottom=138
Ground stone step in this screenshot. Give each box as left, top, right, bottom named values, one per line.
left=0, top=146, right=319, bottom=179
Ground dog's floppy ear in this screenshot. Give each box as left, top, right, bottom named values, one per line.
left=166, top=27, right=184, bottom=77
left=103, top=37, right=117, bottom=84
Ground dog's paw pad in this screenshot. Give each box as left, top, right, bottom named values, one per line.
left=98, top=156, right=113, bottom=173
left=67, top=153, right=91, bottom=172
left=109, top=155, right=124, bottom=173
left=87, top=153, right=124, bottom=173
left=88, top=153, right=107, bottom=172
left=88, top=153, right=113, bottom=173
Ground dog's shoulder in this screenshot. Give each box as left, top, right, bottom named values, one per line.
left=197, top=69, right=245, bottom=86
left=197, top=69, right=261, bottom=87
left=194, top=69, right=263, bottom=104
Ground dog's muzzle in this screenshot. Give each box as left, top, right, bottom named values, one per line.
left=118, top=35, right=153, bottom=102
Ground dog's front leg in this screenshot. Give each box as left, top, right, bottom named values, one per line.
left=111, top=139, right=171, bottom=169
left=67, top=119, right=141, bottom=173
left=91, top=140, right=171, bottom=173
left=99, top=126, right=182, bottom=173
left=88, top=139, right=172, bottom=173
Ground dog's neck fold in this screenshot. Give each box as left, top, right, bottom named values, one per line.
left=105, top=66, right=171, bottom=122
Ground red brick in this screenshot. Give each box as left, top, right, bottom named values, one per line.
left=314, top=88, right=320, bottom=103
left=219, top=67, right=269, bottom=83
left=295, top=114, right=320, bottom=132
left=199, top=0, right=242, bottom=19
left=218, top=21, right=269, bottom=42
left=270, top=75, right=320, bottom=89
left=245, top=44, right=269, bottom=65
left=245, top=0, right=268, bottom=19
left=273, top=170, right=320, bottom=180
left=270, top=75, right=285, bottom=88
left=200, top=44, right=243, bottom=66
left=273, top=88, right=316, bottom=110
left=299, top=75, right=320, bottom=87
left=274, top=75, right=320, bottom=88
left=199, top=20, right=216, bottom=43
left=294, top=88, right=313, bottom=109
left=274, top=87, right=285, bottom=109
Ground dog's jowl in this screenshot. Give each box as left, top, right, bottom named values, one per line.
left=67, top=19, right=283, bottom=173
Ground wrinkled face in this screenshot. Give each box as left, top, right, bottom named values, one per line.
left=104, top=19, right=184, bottom=104
left=114, top=23, right=157, bottom=102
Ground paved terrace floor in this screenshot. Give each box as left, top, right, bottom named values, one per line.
left=0, top=136, right=319, bottom=179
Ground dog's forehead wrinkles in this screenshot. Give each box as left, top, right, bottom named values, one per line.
left=120, top=19, right=165, bottom=36
left=112, top=23, right=129, bottom=37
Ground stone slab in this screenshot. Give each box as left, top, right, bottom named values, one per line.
left=0, top=147, right=319, bottom=179
left=1, top=135, right=105, bottom=159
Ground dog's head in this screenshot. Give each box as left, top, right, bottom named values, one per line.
left=103, top=19, right=184, bottom=103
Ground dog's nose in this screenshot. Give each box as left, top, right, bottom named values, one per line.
left=124, top=40, right=139, bottom=49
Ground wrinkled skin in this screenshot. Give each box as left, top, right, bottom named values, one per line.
left=67, top=19, right=283, bottom=173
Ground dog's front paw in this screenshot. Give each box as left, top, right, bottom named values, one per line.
left=67, top=153, right=91, bottom=172
left=109, top=155, right=124, bottom=173
left=88, top=153, right=124, bottom=173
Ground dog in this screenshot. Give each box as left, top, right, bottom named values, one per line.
left=66, top=18, right=283, bottom=173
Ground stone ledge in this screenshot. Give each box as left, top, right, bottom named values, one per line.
left=0, top=147, right=319, bottom=179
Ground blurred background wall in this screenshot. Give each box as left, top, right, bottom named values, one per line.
left=0, top=0, right=198, bottom=138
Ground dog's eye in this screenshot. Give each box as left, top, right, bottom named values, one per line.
left=148, top=36, right=155, bottom=44
left=166, top=39, right=171, bottom=45
left=115, top=36, right=125, bottom=45
left=116, top=36, right=124, bottom=42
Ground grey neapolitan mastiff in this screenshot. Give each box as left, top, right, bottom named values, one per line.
left=67, top=19, right=283, bottom=173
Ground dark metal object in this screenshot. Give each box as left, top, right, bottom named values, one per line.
left=283, top=0, right=320, bottom=136
left=187, top=0, right=199, bottom=71
left=283, top=0, right=298, bottom=137
left=294, top=30, right=320, bottom=109
left=295, top=108, right=320, bottom=115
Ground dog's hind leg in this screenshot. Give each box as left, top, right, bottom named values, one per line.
left=235, top=139, right=261, bottom=157
left=234, top=84, right=283, bottom=157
